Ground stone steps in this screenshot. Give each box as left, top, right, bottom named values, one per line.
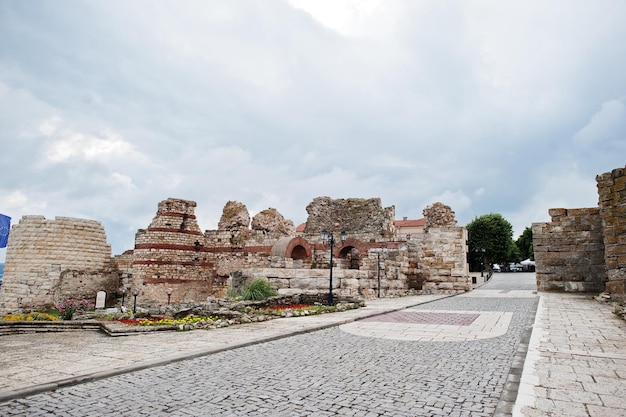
left=0, top=320, right=174, bottom=337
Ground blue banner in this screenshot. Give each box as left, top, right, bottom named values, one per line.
left=0, top=214, right=11, bottom=248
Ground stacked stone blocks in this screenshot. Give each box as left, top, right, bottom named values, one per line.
left=533, top=208, right=605, bottom=292
left=533, top=165, right=626, bottom=296
left=0, top=216, right=112, bottom=313
left=597, top=166, right=626, bottom=294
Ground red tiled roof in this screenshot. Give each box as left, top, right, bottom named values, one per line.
left=394, top=218, right=425, bottom=227
left=296, top=223, right=306, bottom=232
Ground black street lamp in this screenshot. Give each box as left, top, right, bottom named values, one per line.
left=377, top=251, right=381, bottom=297
left=166, top=287, right=173, bottom=305
left=120, top=286, right=127, bottom=308
left=132, top=288, right=139, bottom=314
left=480, top=248, right=486, bottom=278
left=321, top=229, right=347, bottom=306
left=370, top=248, right=388, bottom=298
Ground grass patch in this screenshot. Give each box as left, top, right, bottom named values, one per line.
left=240, top=278, right=278, bottom=301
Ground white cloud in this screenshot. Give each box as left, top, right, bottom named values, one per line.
left=428, top=190, right=473, bottom=217
left=41, top=127, right=143, bottom=165
left=108, top=173, right=136, bottom=191
left=2, top=190, right=47, bottom=214
left=505, top=166, right=598, bottom=238
left=0, top=0, right=625, bottom=260
left=574, top=99, right=626, bottom=146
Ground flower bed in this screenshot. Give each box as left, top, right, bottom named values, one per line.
left=266, top=304, right=314, bottom=311
left=116, top=315, right=219, bottom=327
left=1, top=312, right=59, bottom=321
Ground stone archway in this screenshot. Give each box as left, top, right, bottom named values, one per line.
left=290, top=245, right=308, bottom=260
left=272, top=237, right=314, bottom=261
left=339, top=246, right=361, bottom=269
left=338, top=237, right=367, bottom=270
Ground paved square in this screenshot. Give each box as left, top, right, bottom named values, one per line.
left=340, top=309, right=513, bottom=342
left=360, top=311, right=480, bottom=326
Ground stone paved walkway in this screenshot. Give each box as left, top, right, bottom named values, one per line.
left=0, top=273, right=624, bottom=416
left=515, top=292, right=626, bottom=417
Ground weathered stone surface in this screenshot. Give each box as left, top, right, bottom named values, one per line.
left=132, top=198, right=221, bottom=304
left=303, top=196, right=395, bottom=238
left=597, top=164, right=626, bottom=297
left=423, top=202, right=457, bottom=228
left=534, top=164, right=626, bottom=295
left=0, top=216, right=114, bottom=314
left=251, top=208, right=295, bottom=235
left=533, top=208, right=606, bottom=293
left=218, top=201, right=250, bottom=230
left=0, top=195, right=473, bottom=311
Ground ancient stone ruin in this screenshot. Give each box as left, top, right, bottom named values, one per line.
left=0, top=216, right=116, bottom=313
left=533, top=165, right=626, bottom=297
left=0, top=197, right=471, bottom=314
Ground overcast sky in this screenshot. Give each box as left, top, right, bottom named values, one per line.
left=1, top=0, right=625, bottom=262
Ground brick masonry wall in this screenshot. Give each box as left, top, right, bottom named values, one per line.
left=533, top=208, right=606, bottom=292
left=0, top=216, right=113, bottom=314
left=597, top=165, right=626, bottom=296
left=131, top=198, right=223, bottom=304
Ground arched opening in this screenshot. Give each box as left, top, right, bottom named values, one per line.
left=290, top=245, right=308, bottom=260
left=272, top=237, right=313, bottom=261
left=339, top=246, right=361, bottom=270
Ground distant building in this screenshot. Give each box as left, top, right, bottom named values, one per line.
left=394, top=217, right=425, bottom=240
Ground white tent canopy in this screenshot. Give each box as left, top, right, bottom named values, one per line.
left=520, top=259, right=535, bottom=266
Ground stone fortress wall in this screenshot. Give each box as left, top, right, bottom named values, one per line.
left=597, top=167, right=626, bottom=295
left=533, top=165, right=626, bottom=297
left=0, top=196, right=471, bottom=314
left=532, top=208, right=605, bottom=292
left=0, top=216, right=115, bottom=313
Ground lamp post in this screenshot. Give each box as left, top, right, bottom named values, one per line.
left=480, top=248, right=486, bottom=278
left=377, top=252, right=381, bottom=297
left=120, top=286, right=127, bottom=308
left=321, top=229, right=347, bottom=306
left=370, top=248, right=388, bottom=298
left=166, top=287, right=173, bottom=305
left=132, top=288, right=139, bottom=314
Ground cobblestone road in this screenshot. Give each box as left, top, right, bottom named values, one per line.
left=0, top=273, right=538, bottom=416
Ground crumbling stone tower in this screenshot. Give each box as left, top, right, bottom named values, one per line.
left=0, top=216, right=114, bottom=314
left=131, top=198, right=221, bottom=304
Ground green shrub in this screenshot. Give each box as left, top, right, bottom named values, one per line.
left=241, top=278, right=277, bottom=301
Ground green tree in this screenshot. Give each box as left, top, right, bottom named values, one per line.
left=515, top=226, right=534, bottom=260
left=466, top=213, right=515, bottom=270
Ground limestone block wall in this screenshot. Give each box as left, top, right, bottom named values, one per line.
left=533, top=208, right=606, bottom=292
left=0, top=216, right=113, bottom=314
left=237, top=267, right=377, bottom=299
left=410, top=226, right=470, bottom=293
left=597, top=166, right=626, bottom=295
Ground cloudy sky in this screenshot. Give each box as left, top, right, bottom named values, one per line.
left=1, top=0, right=625, bottom=261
